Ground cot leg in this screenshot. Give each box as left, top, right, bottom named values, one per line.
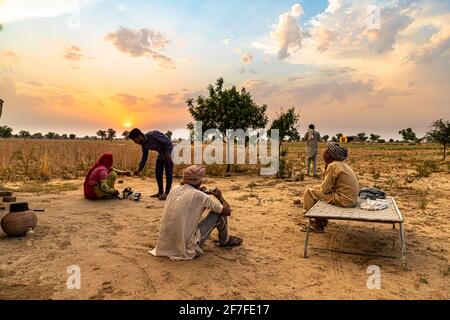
left=304, top=218, right=311, bottom=258
left=399, top=223, right=408, bottom=271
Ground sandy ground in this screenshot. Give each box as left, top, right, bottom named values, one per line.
left=1, top=166, right=449, bottom=300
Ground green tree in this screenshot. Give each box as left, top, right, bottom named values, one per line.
left=19, top=130, right=31, bottom=139
left=322, top=135, right=329, bottom=142
left=335, top=133, right=343, bottom=142
left=165, top=130, right=173, bottom=140
left=270, top=107, right=300, bottom=145
left=187, top=77, right=268, bottom=138
left=399, top=128, right=417, bottom=142
left=97, top=130, right=107, bottom=140
left=107, top=128, right=116, bottom=141
left=69, top=134, right=77, bottom=140
left=186, top=78, right=268, bottom=171
left=60, top=134, right=68, bottom=140
left=122, top=130, right=130, bottom=140
left=356, top=132, right=368, bottom=142
left=427, top=119, right=450, bottom=160
left=0, top=125, right=13, bottom=138
left=369, top=133, right=381, bottom=142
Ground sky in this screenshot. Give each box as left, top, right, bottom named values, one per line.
left=0, top=0, right=449, bottom=139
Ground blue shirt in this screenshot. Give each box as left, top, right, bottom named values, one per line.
left=138, top=131, right=173, bottom=171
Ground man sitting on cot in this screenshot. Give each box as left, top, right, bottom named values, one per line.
left=301, top=142, right=360, bottom=232
left=149, top=165, right=242, bottom=260
left=83, top=153, right=131, bottom=200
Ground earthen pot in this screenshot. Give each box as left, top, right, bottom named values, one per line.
left=1, top=202, right=37, bottom=237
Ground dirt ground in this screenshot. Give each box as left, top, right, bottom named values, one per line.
left=0, top=148, right=449, bottom=300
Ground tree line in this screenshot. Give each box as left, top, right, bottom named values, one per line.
left=1, top=77, right=448, bottom=159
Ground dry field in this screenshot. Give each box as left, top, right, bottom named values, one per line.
left=0, top=140, right=449, bottom=299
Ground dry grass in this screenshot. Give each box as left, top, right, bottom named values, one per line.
left=0, top=140, right=445, bottom=184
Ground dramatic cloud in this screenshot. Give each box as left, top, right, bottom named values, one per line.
left=406, top=27, right=450, bottom=63
left=105, top=26, right=175, bottom=69
left=63, top=45, right=84, bottom=62
left=271, top=3, right=304, bottom=59
left=308, top=0, right=415, bottom=54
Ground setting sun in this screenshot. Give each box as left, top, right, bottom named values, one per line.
left=124, top=122, right=132, bottom=129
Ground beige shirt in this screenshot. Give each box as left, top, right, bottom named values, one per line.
left=321, top=161, right=359, bottom=207
left=149, top=184, right=223, bottom=260
left=305, top=129, right=321, bottom=159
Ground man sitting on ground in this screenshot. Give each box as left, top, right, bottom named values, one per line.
left=149, top=165, right=242, bottom=260
left=302, top=142, right=359, bottom=232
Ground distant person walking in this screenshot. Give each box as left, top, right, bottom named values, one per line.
left=304, top=124, right=321, bottom=177
left=129, top=128, right=174, bottom=200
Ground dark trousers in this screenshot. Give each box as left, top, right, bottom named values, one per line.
left=155, top=155, right=173, bottom=194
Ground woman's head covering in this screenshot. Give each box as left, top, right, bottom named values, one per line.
left=326, top=142, right=348, bottom=161
left=96, top=153, right=113, bottom=171
left=84, top=153, right=114, bottom=199
left=182, top=165, right=205, bottom=186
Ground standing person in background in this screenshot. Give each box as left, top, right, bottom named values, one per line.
left=304, top=124, right=321, bottom=178
left=129, top=128, right=174, bottom=200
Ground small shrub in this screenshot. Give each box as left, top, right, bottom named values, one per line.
left=416, top=163, right=431, bottom=178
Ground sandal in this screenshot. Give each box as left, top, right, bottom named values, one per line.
left=219, top=236, right=243, bottom=247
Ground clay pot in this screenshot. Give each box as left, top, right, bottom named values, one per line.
left=1, top=202, right=37, bottom=237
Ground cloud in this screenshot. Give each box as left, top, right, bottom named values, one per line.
left=0, top=0, right=93, bottom=24
left=239, top=68, right=258, bottom=74
left=63, top=45, right=84, bottom=62
left=112, top=93, right=144, bottom=106
left=406, top=27, right=450, bottom=63
left=271, top=3, right=305, bottom=59
left=105, top=26, right=175, bottom=69
left=241, top=52, right=253, bottom=64
left=0, top=50, right=20, bottom=64
left=308, top=0, right=415, bottom=54
left=220, top=38, right=231, bottom=46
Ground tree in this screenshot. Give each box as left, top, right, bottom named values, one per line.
left=270, top=107, right=301, bottom=146
left=322, top=135, right=329, bottom=142
left=165, top=130, right=173, bottom=140
left=97, top=130, right=107, bottom=140
left=32, top=132, right=43, bottom=140
left=335, top=133, right=343, bottom=142
left=0, top=125, right=13, bottom=138
left=122, top=130, right=130, bottom=140
left=186, top=78, right=268, bottom=172
left=19, top=130, right=31, bottom=139
left=69, top=134, right=77, bottom=140
left=399, top=128, right=417, bottom=142
left=356, top=132, right=368, bottom=142
left=45, top=132, right=57, bottom=139
left=369, top=133, right=381, bottom=142
left=427, top=119, right=450, bottom=160
left=60, top=134, right=68, bottom=140
left=107, top=128, right=116, bottom=141
left=187, top=77, right=268, bottom=138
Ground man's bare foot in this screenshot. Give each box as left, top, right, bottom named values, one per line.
left=150, top=193, right=162, bottom=198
